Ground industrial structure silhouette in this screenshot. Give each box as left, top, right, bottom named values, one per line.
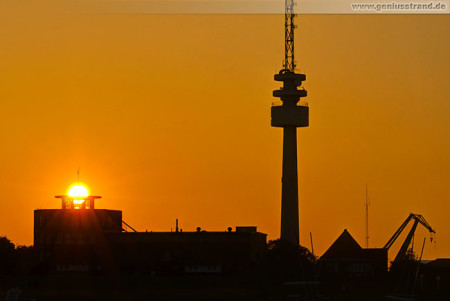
left=272, top=0, right=308, bottom=246
left=34, top=194, right=267, bottom=274
left=29, top=192, right=449, bottom=301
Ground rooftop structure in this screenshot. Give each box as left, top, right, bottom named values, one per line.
left=34, top=187, right=267, bottom=275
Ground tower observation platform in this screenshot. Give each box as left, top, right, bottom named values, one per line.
left=272, top=71, right=308, bottom=128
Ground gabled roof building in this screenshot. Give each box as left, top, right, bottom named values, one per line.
left=319, top=229, right=387, bottom=280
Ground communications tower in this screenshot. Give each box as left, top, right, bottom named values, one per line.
left=272, top=0, right=308, bottom=246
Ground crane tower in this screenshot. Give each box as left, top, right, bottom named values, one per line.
left=272, top=0, right=308, bottom=246
left=384, top=213, right=435, bottom=263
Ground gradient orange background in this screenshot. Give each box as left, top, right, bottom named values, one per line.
left=0, top=1, right=449, bottom=262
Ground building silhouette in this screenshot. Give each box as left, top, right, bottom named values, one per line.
left=33, top=193, right=267, bottom=274
left=318, top=229, right=387, bottom=280
left=421, top=259, right=450, bottom=298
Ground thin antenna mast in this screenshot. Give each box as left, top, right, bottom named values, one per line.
left=284, top=0, right=296, bottom=71
left=365, top=184, right=370, bottom=248
left=77, top=168, right=80, bottom=183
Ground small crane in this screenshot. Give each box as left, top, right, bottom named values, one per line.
left=384, top=213, right=435, bottom=263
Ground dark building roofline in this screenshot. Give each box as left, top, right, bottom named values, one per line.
left=321, top=229, right=363, bottom=259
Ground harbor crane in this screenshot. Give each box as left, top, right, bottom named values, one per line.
left=384, top=213, right=435, bottom=263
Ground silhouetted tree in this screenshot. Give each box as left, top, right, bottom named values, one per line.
left=266, top=239, right=316, bottom=281
left=0, top=237, right=38, bottom=276
left=0, top=236, right=15, bottom=275
left=15, top=245, right=38, bottom=275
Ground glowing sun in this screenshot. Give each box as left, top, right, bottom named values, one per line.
left=68, top=184, right=89, bottom=198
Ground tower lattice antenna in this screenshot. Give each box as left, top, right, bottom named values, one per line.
left=284, top=0, right=296, bottom=71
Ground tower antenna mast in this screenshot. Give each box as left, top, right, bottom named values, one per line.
left=284, top=0, right=296, bottom=71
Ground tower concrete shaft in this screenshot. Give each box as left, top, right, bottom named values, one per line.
left=281, top=126, right=299, bottom=245
left=272, top=71, right=308, bottom=246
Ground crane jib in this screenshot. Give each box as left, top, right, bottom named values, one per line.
left=384, top=213, right=436, bottom=263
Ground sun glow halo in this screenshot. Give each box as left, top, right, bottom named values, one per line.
left=68, top=184, right=89, bottom=198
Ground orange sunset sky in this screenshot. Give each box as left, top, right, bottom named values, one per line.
left=0, top=1, right=449, bottom=262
